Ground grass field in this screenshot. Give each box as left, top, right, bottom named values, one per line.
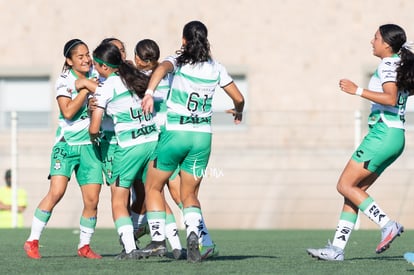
left=3, top=228, right=414, bottom=274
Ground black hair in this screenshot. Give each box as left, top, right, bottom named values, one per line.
left=62, top=39, right=87, bottom=72
left=176, top=21, right=211, bottom=66
left=101, top=37, right=123, bottom=45
left=93, top=42, right=149, bottom=98
left=135, top=39, right=160, bottom=63
left=379, top=24, right=406, bottom=54
left=397, top=47, right=414, bottom=94
left=380, top=24, right=414, bottom=94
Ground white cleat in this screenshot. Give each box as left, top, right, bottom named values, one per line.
left=307, top=240, right=344, bottom=261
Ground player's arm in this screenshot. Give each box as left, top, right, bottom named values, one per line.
left=142, top=60, right=174, bottom=114
left=361, top=82, right=398, bottom=106
left=89, top=107, right=104, bottom=144
left=57, top=88, right=90, bottom=120
left=339, top=78, right=398, bottom=106
left=223, top=82, right=245, bottom=124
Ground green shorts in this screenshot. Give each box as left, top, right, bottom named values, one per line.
left=352, top=121, right=405, bottom=175
left=100, top=138, right=116, bottom=184
left=111, top=141, right=157, bottom=188
left=49, top=141, right=103, bottom=185
left=152, top=130, right=212, bottom=178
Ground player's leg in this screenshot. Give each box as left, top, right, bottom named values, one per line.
left=193, top=183, right=219, bottom=258
left=76, top=144, right=103, bottom=259
left=139, top=161, right=172, bottom=257
left=180, top=170, right=203, bottom=263
left=168, top=172, right=218, bottom=259
left=164, top=197, right=185, bottom=259
left=112, top=144, right=156, bottom=259
left=130, top=179, right=149, bottom=241
left=112, top=182, right=138, bottom=254
left=24, top=141, right=73, bottom=259
left=348, top=126, right=405, bottom=254
left=77, top=183, right=102, bottom=259
left=24, top=175, right=69, bottom=259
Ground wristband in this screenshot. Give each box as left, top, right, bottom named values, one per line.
left=355, top=87, right=363, bottom=96
left=145, top=89, right=154, bottom=96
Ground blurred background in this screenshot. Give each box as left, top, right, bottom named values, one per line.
left=1, top=0, right=414, bottom=229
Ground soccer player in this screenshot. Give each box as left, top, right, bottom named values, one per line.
left=132, top=38, right=184, bottom=259
left=76, top=41, right=157, bottom=259
left=24, top=39, right=103, bottom=259
left=307, top=24, right=414, bottom=261
left=91, top=38, right=128, bottom=188
left=134, top=38, right=219, bottom=260
left=139, top=21, right=245, bottom=262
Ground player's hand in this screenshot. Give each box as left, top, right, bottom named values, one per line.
left=89, top=132, right=101, bottom=146
left=75, top=79, right=86, bottom=90
left=339, top=79, right=358, bottom=95
left=141, top=94, right=154, bottom=114
left=88, top=97, right=98, bottom=111
left=226, top=109, right=243, bottom=124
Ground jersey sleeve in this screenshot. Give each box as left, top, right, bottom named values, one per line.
left=378, top=58, right=398, bottom=84
left=55, top=73, right=72, bottom=99
left=164, top=55, right=178, bottom=72
left=94, top=81, right=113, bottom=109
left=216, top=61, right=233, bottom=87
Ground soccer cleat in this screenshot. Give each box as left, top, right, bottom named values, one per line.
left=200, top=243, right=219, bottom=259
left=115, top=249, right=146, bottom=260
left=24, top=240, right=41, bottom=259
left=404, top=252, right=414, bottom=265
left=172, top=248, right=187, bottom=260
left=187, top=231, right=201, bottom=263
left=375, top=221, right=404, bottom=254
left=77, top=244, right=102, bottom=259
left=306, top=240, right=344, bottom=261
left=138, top=241, right=167, bottom=257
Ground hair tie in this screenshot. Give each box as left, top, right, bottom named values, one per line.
left=402, top=41, right=414, bottom=54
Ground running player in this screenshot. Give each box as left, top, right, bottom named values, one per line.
left=307, top=24, right=414, bottom=261
left=139, top=21, right=245, bottom=262
left=76, top=41, right=157, bottom=259
left=24, top=39, right=103, bottom=259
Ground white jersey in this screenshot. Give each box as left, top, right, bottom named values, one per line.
left=164, top=55, right=233, bottom=133
left=368, top=55, right=409, bottom=129
left=93, top=65, right=117, bottom=144
left=54, top=68, right=99, bottom=145
left=94, top=73, right=158, bottom=148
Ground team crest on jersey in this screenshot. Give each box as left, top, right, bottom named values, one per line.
left=54, top=160, right=62, bottom=170
left=66, top=88, right=73, bottom=95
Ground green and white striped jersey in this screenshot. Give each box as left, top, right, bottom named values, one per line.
left=164, top=55, right=233, bottom=133
left=54, top=68, right=98, bottom=145
left=94, top=73, right=158, bottom=148
left=368, top=55, right=409, bottom=129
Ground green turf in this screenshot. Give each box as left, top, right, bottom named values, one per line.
left=3, top=228, right=414, bottom=274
